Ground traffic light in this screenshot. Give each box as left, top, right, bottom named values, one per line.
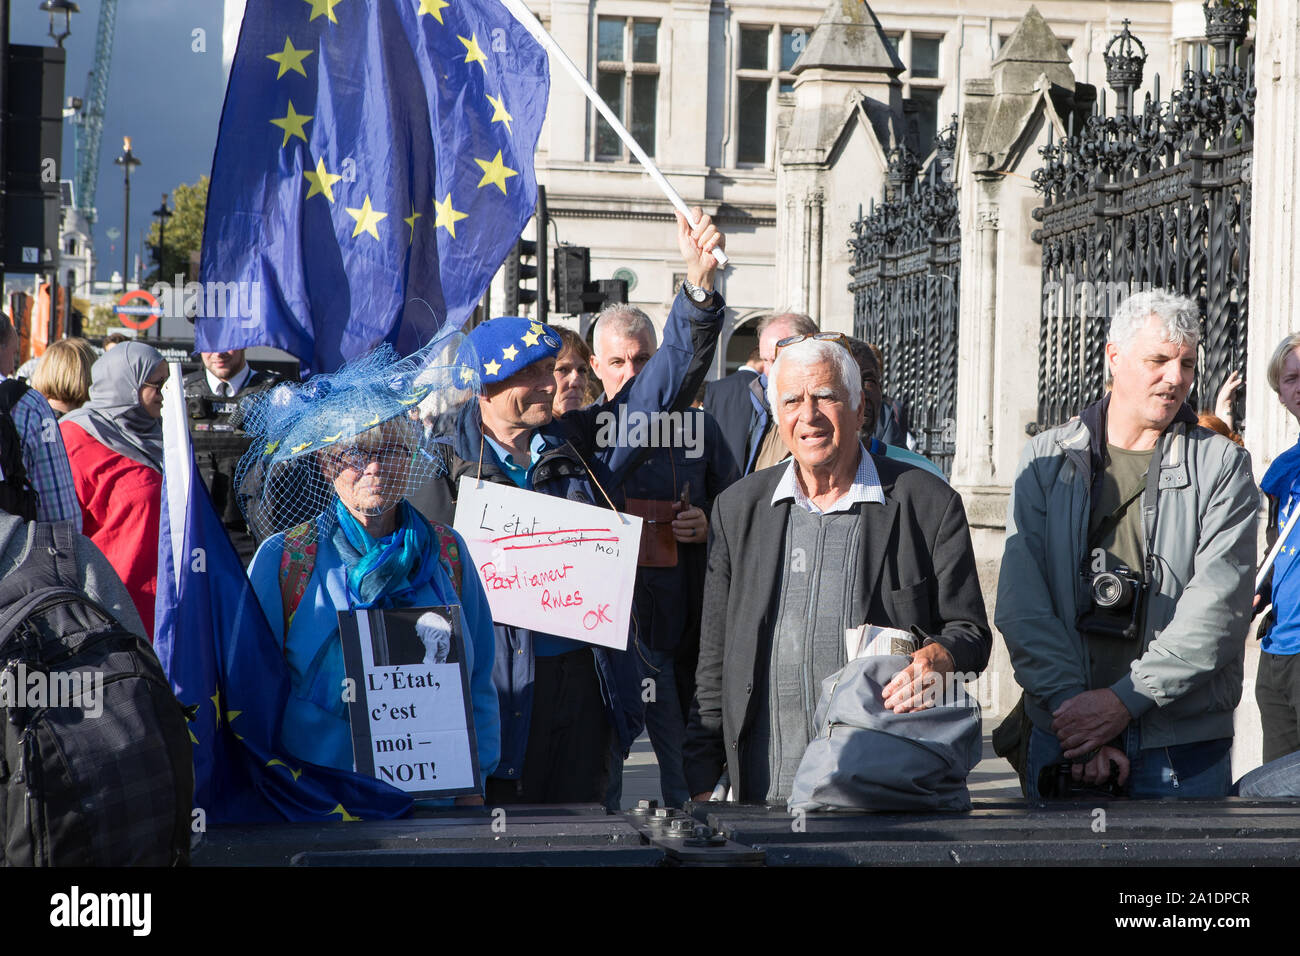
left=502, top=237, right=538, bottom=316
left=553, top=244, right=589, bottom=315
left=2, top=45, right=66, bottom=275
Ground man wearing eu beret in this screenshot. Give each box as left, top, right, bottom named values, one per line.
left=412, top=209, right=726, bottom=804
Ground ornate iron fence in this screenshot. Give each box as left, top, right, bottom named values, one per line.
left=849, top=120, right=960, bottom=475
left=1031, top=13, right=1255, bottom=431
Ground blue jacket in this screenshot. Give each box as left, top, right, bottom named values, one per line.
left=247, top=512, right=501, bottom=790
left=410, top=289, right=726, bottom=780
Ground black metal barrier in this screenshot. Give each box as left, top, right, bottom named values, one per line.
left=192, top=798, right=1300, bottom=867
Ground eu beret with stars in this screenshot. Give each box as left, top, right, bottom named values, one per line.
left=464, top=316, right=563, bottom=382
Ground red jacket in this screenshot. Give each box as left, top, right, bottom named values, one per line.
left=60, top=420, right=161, bottom=640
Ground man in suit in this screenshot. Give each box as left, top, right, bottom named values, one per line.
left=683, top=334, right=991, bottom=802
left=702, top=348, right=760, bottom=468
left=184, top=349, right=280, bottom=563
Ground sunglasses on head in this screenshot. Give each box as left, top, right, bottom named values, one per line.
left=774, top=332, right=852, bottom=357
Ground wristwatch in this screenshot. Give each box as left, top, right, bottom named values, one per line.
left=681, top=277, right=713, bottom=305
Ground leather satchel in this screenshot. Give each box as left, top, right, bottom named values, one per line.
left=623, top=497, right=678, bottom=567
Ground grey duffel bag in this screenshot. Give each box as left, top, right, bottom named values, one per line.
left=788, top=654, right=981, bottom=813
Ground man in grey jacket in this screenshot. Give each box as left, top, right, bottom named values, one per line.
left=997, top=290, right=1257, bottom=799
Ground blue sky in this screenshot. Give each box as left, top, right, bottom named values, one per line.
left=10, top=0, right=231, bottom=281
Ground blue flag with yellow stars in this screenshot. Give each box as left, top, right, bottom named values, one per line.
left=198, top=0, right=550, bottom=374
left=155, top=416, right=412, bottom=824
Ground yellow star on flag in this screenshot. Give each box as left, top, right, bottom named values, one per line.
left=459, top=33, right=487, bottom=70
left=303, top=0, right=344, bottom=24
left=268, top=37, right=313, bottom=79
left=417, top=0, right=450, bottom=22
left=271, top=100, right=313, bottom=147
left=304, top=156, right=342, bottom=202
left=188, top=727, right=199, bottom=745
left=404, top=205, right=422, bottom=244
left=433, top=193, right=468, bottom=238
left=329, top=804, right=363, bottom=821
left=475, top=150, right=518, bottom=195
left=225, top=710, right=244, bottom=740
left=484, top=359, right=502, bottom=377
left=267, top=759, right=304, bottom=782
left=486, top=93, right=513, bottom=133
left=210, top=689, right=221, bottom=727
left=521, top=327, right=541, bottom=346
left=502, top=344, right=519, bottom=361
left=346, top=195, right=388, bottom=240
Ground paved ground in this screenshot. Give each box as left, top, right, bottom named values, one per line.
left=612, top=717, right=1022, bottom=810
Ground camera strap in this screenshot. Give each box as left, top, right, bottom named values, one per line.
left=1086, top=481, right=1147, bottom=553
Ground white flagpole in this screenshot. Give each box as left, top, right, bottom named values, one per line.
left=498, top=0, right=730, bottom=268
left=1257, top=499, right=1300, bottom=593
left=161, top=363, right=194, bottom=590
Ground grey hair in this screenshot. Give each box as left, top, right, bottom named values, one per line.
left=767, top=338, right=862, bottom=413
left=1107, top=290, right=1201, bottom=353
left=592, top=304, right=657, bottom=356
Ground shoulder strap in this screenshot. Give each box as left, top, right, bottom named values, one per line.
left=431, top=522, right=463, bottom=596
left=1086, top=480, right=1147, bottom=552
left=277, top=519, right=319, bottom=647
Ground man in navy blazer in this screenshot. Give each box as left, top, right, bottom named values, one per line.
left=683, top=334, right=991, bottom=802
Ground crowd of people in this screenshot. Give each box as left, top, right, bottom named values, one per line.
left=5, top=206, right=1300, bottom=820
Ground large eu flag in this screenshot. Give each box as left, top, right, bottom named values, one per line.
left=198, top=0, right=549, bottom=374
left=154, top=372, right=411, bottom=823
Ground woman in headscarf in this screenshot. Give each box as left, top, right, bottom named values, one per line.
left=60, top=341, right=168, bottom=639
left=240, top=345, right=498, bottom=804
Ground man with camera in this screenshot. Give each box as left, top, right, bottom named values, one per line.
left=183, top=349, right=279, bottom=563
left=997, top=290, right=1257, bottom=799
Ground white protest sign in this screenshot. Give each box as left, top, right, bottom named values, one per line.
left=453, top=476, right=642, bottom=650
left=340, top=606, right=480, bottom=798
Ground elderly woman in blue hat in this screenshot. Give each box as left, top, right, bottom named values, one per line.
left=238, top=344, right=498, bottom=800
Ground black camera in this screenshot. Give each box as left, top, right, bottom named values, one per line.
left=186, top=392, right=214, bottom=421
left=1037, top=759, right=1126, bottom=799
left=1077, top=565, right=1146, bottom=641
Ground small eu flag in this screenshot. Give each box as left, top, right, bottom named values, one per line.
left=198, top=0, right=550, bottom=374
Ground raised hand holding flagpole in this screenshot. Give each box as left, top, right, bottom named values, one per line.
left=497, top=0, right=730, bottom=269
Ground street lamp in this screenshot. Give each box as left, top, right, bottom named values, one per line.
left=113, top=137, right=141, bottom=294
left=151, top=193, right=171, bottom=279
left=38, top=0, right=79, bottom=49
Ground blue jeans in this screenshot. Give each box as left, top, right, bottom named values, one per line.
left=1236, top=750, right=1300, bottom=797
left=1025, top=723, right=1232, bottom=800
left=604, top=644, right=691, bottom=810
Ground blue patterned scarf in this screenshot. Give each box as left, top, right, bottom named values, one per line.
left=331, top=499, right=441, bottom=608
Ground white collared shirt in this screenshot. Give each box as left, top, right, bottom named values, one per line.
left=205, top=362, right=253, bottom=398
left=770, top=442, right=885, bottom=514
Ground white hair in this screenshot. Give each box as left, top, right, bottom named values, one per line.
left=767, top=339, right=862, bottom=413
left=592, top=305, right=656, bottom=357
left=1107, top=289, right=1200, bottom=353
left=415, top=611, right=452, bottom=665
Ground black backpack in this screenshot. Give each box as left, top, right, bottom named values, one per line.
left=0, top=522, right=193, bottom=865
left=0, top=379, right=38, bottom=521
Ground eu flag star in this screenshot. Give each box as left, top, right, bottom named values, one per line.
left=417, top=0, right=450, bottom=23
left=303, top=0, right=344, bottom=24
left=303, top=156, right=342, bottom=202
left=521, top=327, right=540, bottom=346
left=346, top=195, right=388, bottom=240
left=459, top=33, right=488, bottom=70
left=486, top=93, right=514, bottom=133
left=404, top=205, right=422, bottom=244
left=475, top=150, right=518, bottom=195
left=433, top=193, right=468, bottom=238
left=271, top=100, right=313, bottom=147
left=483, top=359, right=502, bottom=377
left=502, top=344, right=519, bottom=361
left=267, top=37, right=313, bottom=79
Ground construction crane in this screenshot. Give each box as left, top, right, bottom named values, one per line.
left=70, top=0, right=117, bottom=225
